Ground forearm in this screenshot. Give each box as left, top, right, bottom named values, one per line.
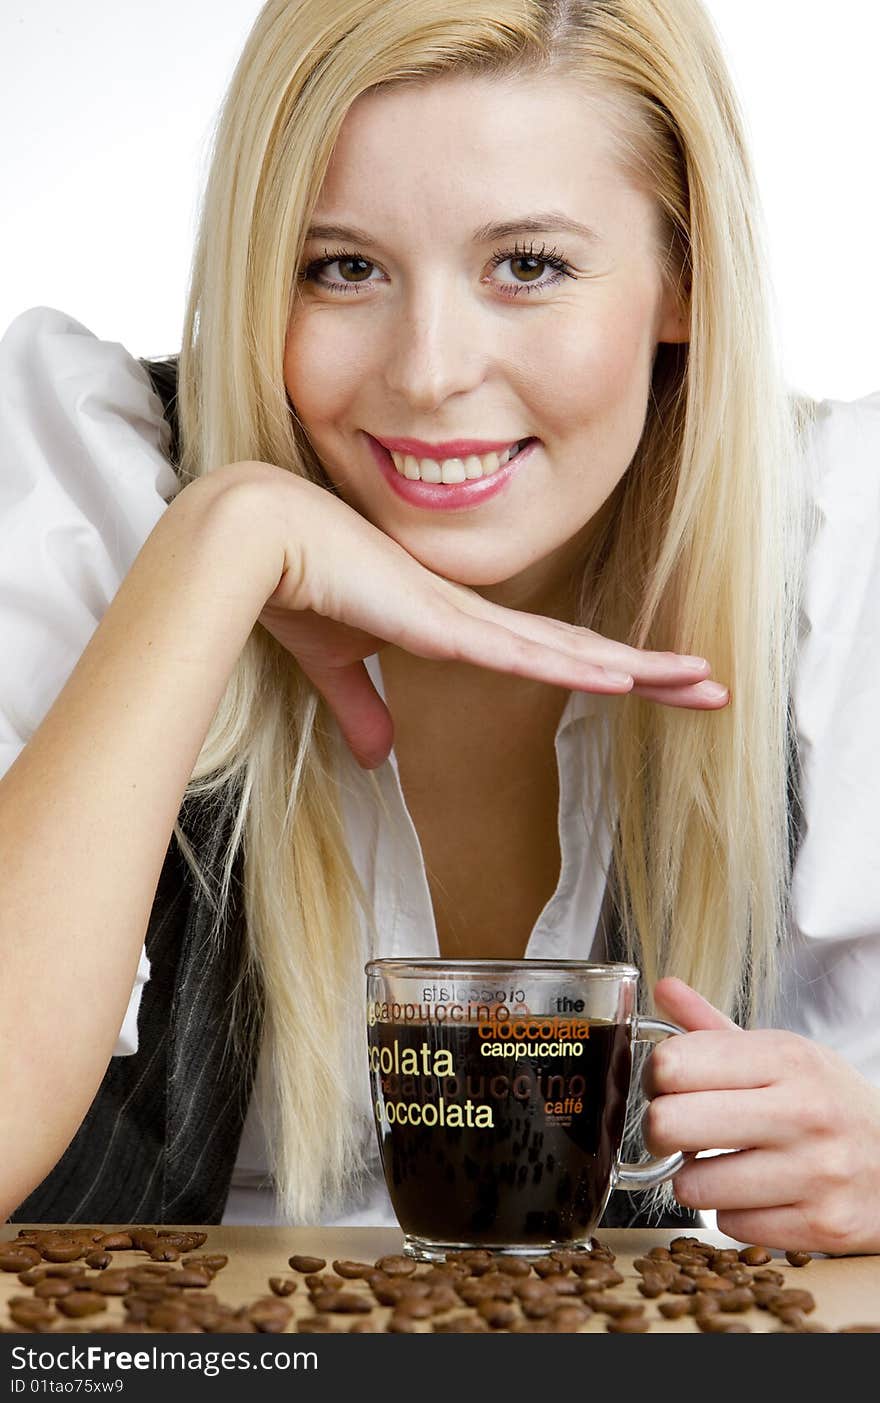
left=0, top=464, right=285, bottom=1217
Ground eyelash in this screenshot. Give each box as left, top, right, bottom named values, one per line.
left=299, top=240, right=578, bottom=299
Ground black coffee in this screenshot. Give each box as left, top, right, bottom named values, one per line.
left=368, top=1017, right=631, bottom=1247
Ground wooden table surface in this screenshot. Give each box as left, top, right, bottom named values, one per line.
left=3, top=1226, right=879, bottom=1333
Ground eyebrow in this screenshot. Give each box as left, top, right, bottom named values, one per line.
left=304, top=212, right=602, bottom=247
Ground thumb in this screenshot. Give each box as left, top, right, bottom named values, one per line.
left=653, top=976, right=741, bottom=1033
left=298, top=658, right=395, bottom=770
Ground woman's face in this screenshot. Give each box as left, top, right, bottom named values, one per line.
left=284, top=73, right=687, bottom=617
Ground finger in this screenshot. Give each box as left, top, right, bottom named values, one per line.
left=630, top=680, right=731, bottom=710
left=644, top=1029, right=780, bottom=1096
left=673, top=1149, right=800, bottom=1213
left=441, top=587, right=720, bottom=689
left=653, top=977, right=741, bottom=1032
left=297, top=658, right=394, bottom=769
left=498, top=609, right=720, bottom=690
left=715, top=1204, right=825, bottom=1254
left=437, top=608, right=638, bottom=693
left=644, top=1086, right=785, bottom=1155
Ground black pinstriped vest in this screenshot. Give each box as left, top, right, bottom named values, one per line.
left=12, top=358, right=802, bottom=1229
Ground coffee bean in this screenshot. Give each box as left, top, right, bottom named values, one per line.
left=549, top=1250, right=587, bottom=1270
left=94, top=1272, right=132, bottom=1297
left=589, top=1238, right=616, bottom=1263
left=306, top=1273, right=345, bottom=1292
left=333, top=1259, right=378, bottom=1280
left=785, top=1250, right=812, bottom=1267
left=56, top=1292, right=106, bottom=1318
left=718, top=1288, right=755, bottom=1313
left=427, top=1288, right=460, bottom=1314
left=145, top=1304, right=194, bottom=1331
left=497, top=1258, right=532, bottom=1277
left=150, top=1246, right=180, bottom=1262
left=416, top=1266, right=467, bottom=1285
left=248, top=1297, right=293, bottom=1333
left=638, top=1277, right=666, bottom=1299
left=545, top=1275, right=580, bottom=1296
left=775, top=1307, right=806, bottom=1328
left=166, top=1267, right=212, bottom=1289
left=127, top=1229, right=159, bottom=1253
left=669, top=1237, right=706, bottom=1257
left=718, top=1265, right=753, bottom=1288
left=157, top=1231, right=207, bottom=1253
left=433, top=1315, right=490, bottom=1333
left=34, top=1278, right=75, bottom=1299
left=269, top=1277, right=298, bottom=1297
left=712, top=1248, right=740, bottom=1268
left=387, top=1311, right=420, bottom=1333
left=659, top=1299, right=692, bottom=1319
left=349, top=1319, right=382, bottom=1332
left=738, top=1245, right=772, bottom=1266
left=0, top=1248, right=42, bottom=1271
left=85, top=1251, right=112, bottom=1270
left=691, top=1292, right=722, bottom=1316
left=99, top=1233, right=133, bottom=1251
left=551, top=1305, right=591, bottom=1330
left=184, top=1254, right=228, bottom=1273
left=751, top=1283, right=783, bottom=1309
left=310, top=1289, right=373, bottom=1315
left=668, top=1273, right=698, bottom=1295
left=289, top=1255, right=326, bottom=1273
left=768, top=1288, right=815, bottom=1315
left=9, top=1300, right=56, bottom=1331
left=375, top=1255, right=417, bottom=1277
left=477, top=1300, right=518, bottom=1328
left=647, top=1247, right=672, bottom=1262
left=607, top=1312, right=651, bottom=1333
left=391, top=1297, right=434, bottom=1320
left=522, top=1296, right=559, bottom=1320
left=595, top=1298, right=646, bottom=1319
left=696, top=1315, right=751, bottom=1332
left=465, top=1273, right=515, bottom=1300
left=532, top=1257, right=562, bottom=1278
left=445, top=1250, right=493, bottom=1275
left=40, top=1242, right=84, bottom=1264
left=753, top=1267, right=785, bottom=1286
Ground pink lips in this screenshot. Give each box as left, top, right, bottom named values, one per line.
left=373, top=434, right=520, bottom=458
left=365, top=433, right=537, bottom=512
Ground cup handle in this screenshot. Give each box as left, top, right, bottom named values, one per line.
left=614, top=1014, right=687, bottom=1189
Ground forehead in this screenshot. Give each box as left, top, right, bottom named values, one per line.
left=312, top=73, right=652, bottom=241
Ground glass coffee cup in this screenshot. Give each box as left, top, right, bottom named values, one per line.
left=365, top=959, right=686, bottom=1260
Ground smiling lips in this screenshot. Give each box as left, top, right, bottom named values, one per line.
left=371, top=434, right=533, bottom=484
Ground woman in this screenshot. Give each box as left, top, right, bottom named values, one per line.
left=2, top=0, right=878, bottom=1251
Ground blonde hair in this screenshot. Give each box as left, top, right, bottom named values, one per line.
left=171, top=0, right=816, bottom=1221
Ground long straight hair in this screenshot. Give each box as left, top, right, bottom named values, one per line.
left=167, top=0, right=816, bottom=1220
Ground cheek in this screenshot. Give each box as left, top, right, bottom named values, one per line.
left=525, top=293, right=657, bottom=446
left=283, top=312, right=367, bottom=429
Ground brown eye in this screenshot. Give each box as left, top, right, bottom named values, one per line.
left=337, top=257, right=373, bottom=283
left=510, top=256, right=545, bottom=283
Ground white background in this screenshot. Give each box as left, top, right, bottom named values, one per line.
left=1, top=1, right=878, bottom=400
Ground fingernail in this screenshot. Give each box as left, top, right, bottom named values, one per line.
left=604, top=671, right=633, bottom=686
left=697, top=681, right=728, bottom=700
left=681, top=656, right=709, bottom=668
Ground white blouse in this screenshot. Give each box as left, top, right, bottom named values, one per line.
left=2, top=306, right=880, bottom=1226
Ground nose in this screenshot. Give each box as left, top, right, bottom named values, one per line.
left=381, top=275, right=488, bottom=412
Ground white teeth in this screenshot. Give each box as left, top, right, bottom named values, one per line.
left=390, top=440, right=525, bottom=482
